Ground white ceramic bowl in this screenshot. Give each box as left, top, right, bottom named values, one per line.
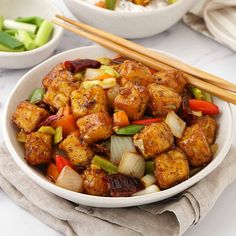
left=2, top=45, right=233, bottom=208
left=0, top=0, right=64, bottom=69
left=62, top=0, right=196, bottom=39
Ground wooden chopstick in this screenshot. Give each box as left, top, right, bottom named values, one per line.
left=52, top=19, right=236, bottom=105
left=56, top=14, right=236, bottom=93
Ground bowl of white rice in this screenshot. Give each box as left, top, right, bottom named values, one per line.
left=62, top=0, right=196, bottom=38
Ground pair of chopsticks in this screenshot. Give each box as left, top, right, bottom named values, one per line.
left=53, top=15, right=236, bottom=105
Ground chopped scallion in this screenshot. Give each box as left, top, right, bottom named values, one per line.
left=35, top=20, right=53, bottom=47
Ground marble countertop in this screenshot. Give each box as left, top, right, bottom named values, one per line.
left=1, top=0, right=236, bottom=235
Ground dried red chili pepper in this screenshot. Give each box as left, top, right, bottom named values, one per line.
left=64, top=59, right=101, bottom=73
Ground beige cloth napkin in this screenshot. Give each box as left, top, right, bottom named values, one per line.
left=183, top=0, right=236, bottom=51
left=0, top=142, right=236, bottom=236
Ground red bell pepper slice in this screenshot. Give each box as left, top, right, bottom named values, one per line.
left=132, top=118, right=163, bottom=125
left=189, top=99, right=219, bottom=115
left=55, top=155, right=73, bottom=173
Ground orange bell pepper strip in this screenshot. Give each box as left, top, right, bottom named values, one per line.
left=51, top=114, right=78, bottom=136
left=113, top=110, right=129, bottom=127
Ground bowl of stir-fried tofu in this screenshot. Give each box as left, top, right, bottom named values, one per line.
left=3, top=45, right=233, bottom=207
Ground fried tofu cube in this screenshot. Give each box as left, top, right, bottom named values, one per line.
left=76, top=112, right=113, bottom=144
left=177, top=124, right=212, bottom=167
left=154, top=148, right=189, bottom=189
left=12, top=101, right=49, bottom=133
left=43, top=79, right=78, bottom=109
left=83, top=168, right=109, bottom=196
left=191, top=115, right=217, bottom=145
left=119, top=60, right=155, bottom=87
left=133, top=122, right=174, bottom=159
left=148, top=84, right=182, bottom=117
left=25, top=132, right=52, bottom=165
left=42, top=63, right=74, bottom=89
left=59, top=134, right=94, bottom=168
left=154, top=70, right=187, bottom=94
left=71, top=85, right=108, bottom=118
left=114, top=82, right=149, bottom=120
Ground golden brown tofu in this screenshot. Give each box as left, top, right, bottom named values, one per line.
left=133, top=122, right=174, bottom=159
left=42, top=63, right=74, bottom=89
left=148, top=84, right=181, bottom=117
left=177, top=124, right=212, bottom=167
left=25, top=132, right=52, bottom=165
left=83, top=168, right=109, bottom=196
left=154, top=148, right=189, bottom=189
left=59, top=134, right=94, bottom=168
left=154, top=70, right=187, bottom=94
left=192, top=115, right=217, bottom=145
left=12, top=101, right=49, bottom=133
left=43, top=79, right=78, bottom=109
left=76, top=112, right=113, bottom=144
left=113, top=82, right=149, bottom=120
left=119, top=60, right=155, bottom=87
left=71, top=85, right=108, bottom=119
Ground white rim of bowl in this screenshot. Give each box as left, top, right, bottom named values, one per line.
left=2, top=45, right=233, bottom=207
left=0, top=0, right=64, bottom=57
left=68, top=0, right=187, bottom=16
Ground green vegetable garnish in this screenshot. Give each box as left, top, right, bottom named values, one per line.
left=100, top=65, right=120, bottom=78
left=115, top=124, right=144, bottom=135
left=202, top=91, right=213, bottom=102
left=189, top=86, right=205, bottom=100
left=0, top=16, right=4, bottom=31
left=15, top=30, right=36, bottom=50
left=38, top=126, right=55, bottom=135
left=145, top=161, right=154, bottom=175
left=74, top=72, right=84, bottom=81
left=105, top=0, right=117, bottom=10
left=97, top=57, right=111, bottom=65
left=15, top=16, right=43, bottom=27
left=29, top=88, right=45, bottom=104
left=92, top=155, right=118, bottom=174
left=0, top=31, right=23, bottom=49
left=0, top=43, right=24, bottom=52
left=4, top=29, right=17, bottom=35
left=54, top=126, right=63, bottom=144
left=35, top=20, right=53, bottom=47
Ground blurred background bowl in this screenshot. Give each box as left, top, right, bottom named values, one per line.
left=0, top=0, right=64, bottom=69
left=62, top=0, right=196, bottom=39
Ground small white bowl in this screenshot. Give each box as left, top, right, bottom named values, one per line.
left=0, top=0, right=64, bottom=69
left=62, top=0, right=196, bottom=39
left=2, top=45, right=233, bottom=208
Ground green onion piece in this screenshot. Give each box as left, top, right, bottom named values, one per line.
left=97, top=57, right=111, bottom=65
left=16, top=30, right=36, bottom=50
left=115, top=124, right=144, bottom=135
left=0, top=31, right=23, bottom=49
left=105, top=0, right=117, bottom=10
left=38, top=126, right=55, bottom=135
left=167, top=0, right=177, bottom=4
left=0, top=43, right=24, bottom=52
left=74, top=72, right=84, bottom=81
left=0, top=16, right=4, bottom=31
left=145, top=161, right=154, bottom=175
left=29, top=88, right=45, bottom=104
left=202, top=91, right=213, bottom=102
left=92, top=155, right=118, bottom=174
left=3, top=19, right=37, bottom=33
left=35, top=20, right=53, bottom=47
left=4, top=29, right=17, bottom=35
left=189, top=86, right=205, bottom=100
left=54, top=126, right=63, bottom=144
left=15, top=16, right=43, bottom=27
left=100, top=65, right=120, bottom=78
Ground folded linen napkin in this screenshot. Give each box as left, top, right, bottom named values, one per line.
left=0, top=142, right=236, bottom=236
left=183, top=0, right=236, bottom=51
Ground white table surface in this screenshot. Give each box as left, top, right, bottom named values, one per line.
left=1, top=1, right=236, bottom=235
